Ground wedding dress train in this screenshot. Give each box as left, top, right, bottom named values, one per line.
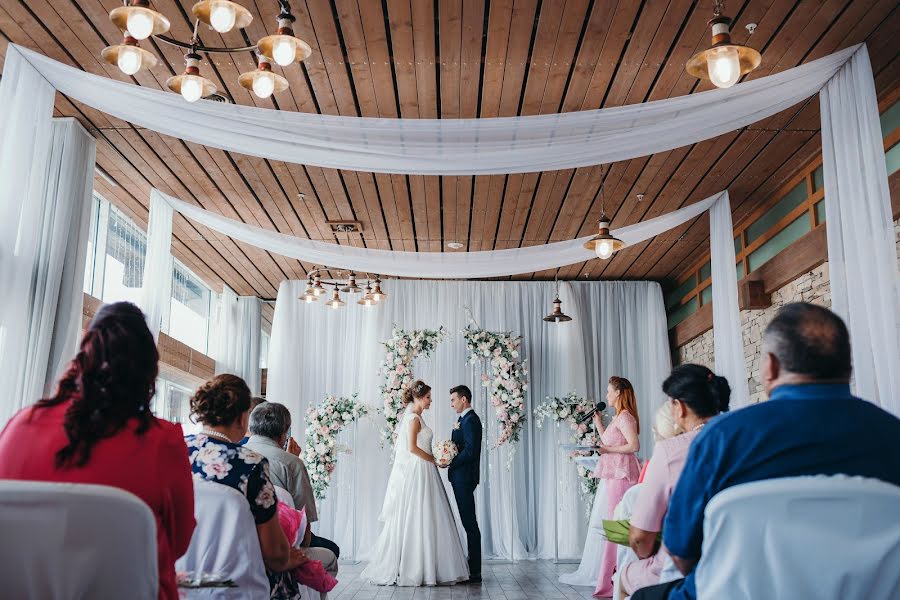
left=361, top=409, right=469, bottom=586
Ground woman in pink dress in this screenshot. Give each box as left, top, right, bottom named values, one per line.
left=593, top=376, right=641, bottom=598
left=620, top=364, right=730, bottom=596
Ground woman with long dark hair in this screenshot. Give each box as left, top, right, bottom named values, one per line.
left=593, top=375, right=642, bottom=597
left=0, top=302, right=195, bottom=600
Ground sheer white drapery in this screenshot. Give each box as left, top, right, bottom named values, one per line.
left=266, top=279, right=671, bottom=560
left=5, top=44, right=855, bottom=175
left=157, top=189, right=721, bottom=279
left=214, top=286, right=262, bottom=396
left=140, top=190, right=174, bottom=340
left=710, top=192, right=749, bottom=408
left=0, top=116, right=95, bottom=426
left=820, top=49, right=900, bottom=411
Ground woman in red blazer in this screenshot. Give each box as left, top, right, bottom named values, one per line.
left=0, top=302, right=195, bottom=600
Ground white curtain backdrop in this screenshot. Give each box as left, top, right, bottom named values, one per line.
left=140, top=190, right=174, bottom=340
left=159, top=189, right=721, bottom=279
left=5, top=44, right=855, bottom=175
left=710, top=192, right=749, bottom=408
left=215, top=286, right=262, bottom=396
left=820, top=49, right=900, bottom=411
left=266, top=279, right=671, bottom=560
left=0, top=117, right=95, bottom=426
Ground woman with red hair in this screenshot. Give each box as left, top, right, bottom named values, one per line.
left=593, top=376, right=641, bottom=598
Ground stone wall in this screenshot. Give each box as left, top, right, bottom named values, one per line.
left=675, top=217, right=900, bottom=404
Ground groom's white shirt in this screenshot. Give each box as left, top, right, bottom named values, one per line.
left=459, top=407, right=473, bottom=419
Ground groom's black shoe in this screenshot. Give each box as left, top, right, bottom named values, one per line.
left=464, top=574, right=482, bottom=584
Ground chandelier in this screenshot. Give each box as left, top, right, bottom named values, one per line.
left=301, top=268, right=388, bottom=310
left=101, top=1, right=311, bottom=102
left=686, top=0, right=761, bottom=89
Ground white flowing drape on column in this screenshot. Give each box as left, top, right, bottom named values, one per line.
left=820, top=48, right=900, bottom=411
left=266, top=279, right=670, bottom=561
left=710, top=192, right=750, bottom=408
left=140, top=190, right=174, bottom=340
left=215, top=287, right=262, bottom=396
left=0, top=116, right=95, bottom=425
left=6, top=44, right=856, bottom=175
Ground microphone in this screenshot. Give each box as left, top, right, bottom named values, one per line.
left=577, top=401, right=607, bottom=424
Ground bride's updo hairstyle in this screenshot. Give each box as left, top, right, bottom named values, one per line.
left=402, top=380, right=431, bottom=405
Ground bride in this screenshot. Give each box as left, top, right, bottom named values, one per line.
left=361, top=380, right=470, bottom=586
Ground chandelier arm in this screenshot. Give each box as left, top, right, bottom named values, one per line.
left=153, top=34, right=258, bottom=53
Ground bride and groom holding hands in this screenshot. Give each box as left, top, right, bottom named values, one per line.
left=361, top=381, right=483, bottom=586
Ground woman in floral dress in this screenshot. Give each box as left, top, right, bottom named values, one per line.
left=186, top=374, right=306, bottom=599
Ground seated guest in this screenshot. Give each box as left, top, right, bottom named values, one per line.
left=0, top=302, right=195, bottom=600
left=620, top=365, right=729, bottom=596
left=185, top=375, right=307, bottom=597
left=239, top=396, right=267, bottom=444
left=633, top=302, right=900, bottom=600
left=244, top=402, right=341, bottom=559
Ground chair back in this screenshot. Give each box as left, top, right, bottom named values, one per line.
left=176, top=480, right=270, bottom=599
left=696, top=475, right=900, bottom=600
left=0, top=480, right=157, bottom=599
left=274, top=485, right=294, bottom=508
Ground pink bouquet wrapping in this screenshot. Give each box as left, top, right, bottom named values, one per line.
left=433, top=439, right=458, bottom=467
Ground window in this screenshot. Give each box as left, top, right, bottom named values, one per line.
left=83, top=196, right=100, bottom=295
left=156, top=377, right=200, bottom=436
left=667, top=297, right=698, bottom=329
left=168, top=262, right=213, bottom=354
left=745, top=181, right=807, bottom=244
left=747, top=214, right=811, bottom=272
left=260, top=329, right=270, bottom=369
left=101, top=205, right=147, bottom=305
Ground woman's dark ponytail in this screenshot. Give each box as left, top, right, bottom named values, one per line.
left=661, top=364, right=731, bottom=418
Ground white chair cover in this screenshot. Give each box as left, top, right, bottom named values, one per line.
left=275, top=485, right=294, bottom=509
left=611, top=484, right=644, bottom=600
left=695, top=475, right=900, bottom=600
left=176, top=480, right=270, bottom=599
left=0, top=480, right=157, bottom=599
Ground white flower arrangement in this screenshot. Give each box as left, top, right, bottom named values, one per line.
left=377, top=326, right=447, bottom=445
left=534, top=391, right=600, bottom=507
left=462, top=325, right=529, bottom=447
left=304, top=393, right=368, bottom=500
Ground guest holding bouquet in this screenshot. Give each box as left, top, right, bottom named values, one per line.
left=593, top=376, right=641, bottom=598
left=0, top=302, right=195, bottom=600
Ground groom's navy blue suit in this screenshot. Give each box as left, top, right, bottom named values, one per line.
left=448, top=409, right=482, bottom=578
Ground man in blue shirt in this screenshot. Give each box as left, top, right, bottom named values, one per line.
left=633, top=302, right=900, bottom=600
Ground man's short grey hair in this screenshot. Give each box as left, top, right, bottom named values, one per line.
left=249, top=401, right=292, bottom=441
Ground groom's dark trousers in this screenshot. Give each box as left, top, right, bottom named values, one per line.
left=448, top=410, right=483, bottom=578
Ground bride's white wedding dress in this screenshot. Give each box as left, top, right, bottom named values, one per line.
left=361, top=408, right=470, bottom=586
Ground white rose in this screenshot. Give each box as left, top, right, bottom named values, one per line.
left=315, top=443, right=328, bottom=455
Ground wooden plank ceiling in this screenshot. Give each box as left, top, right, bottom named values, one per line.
left=1, top=0, right=898, bottom=298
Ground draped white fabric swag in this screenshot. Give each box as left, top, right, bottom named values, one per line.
left=215, top=287, right=262, bottom=397
left=265, top=279, right=671, bottom=561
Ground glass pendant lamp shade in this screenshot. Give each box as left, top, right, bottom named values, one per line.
left=341, top=272, right=362, bottom=293
left=102, top=35, right=158, bottom=75
left=257, top=15, right=312, bottom=67
left=370, top=276, right=388, bottom=302
left=166, top=53, right=216, bottom=102
left=239, top=57, right=288, bottom=99
left=543, top=297, right=572, bottom=323
left=582, top=215, right=625, bottom=260
left=686, top=15, right=761, bottom=89
left=324, top=285, right=345, bottom=309
left=110, top=1, right=170, bottom=41
left=300, top=277, right=318, bottom=303
left=311, top=273, right=326, bottom=296
left=191, top=0, right=252, bottom=34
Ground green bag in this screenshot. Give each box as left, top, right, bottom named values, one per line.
left=601, top=519, right=662, bottom=547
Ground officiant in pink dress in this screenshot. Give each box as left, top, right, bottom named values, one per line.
left=592, top=376, right=641, bottom=598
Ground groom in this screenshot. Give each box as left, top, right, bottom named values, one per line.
left=446, top=385, right=483, bottom=583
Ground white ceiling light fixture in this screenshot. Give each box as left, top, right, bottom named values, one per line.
left=447, top=241, right=464, bottom=250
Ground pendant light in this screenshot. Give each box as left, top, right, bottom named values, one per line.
left=256, top=10, right=312, bottom=67
left=310, top=272, right=326, bottom=296
left=239, top=54, right=288, bottom=99
left=358, top=281, right=376, bottom=306
left=543, top=279, right=572, bottom=323
left=166, top=52, right=216, bottom=102
left=300, top=276, right=318, bottom=303
left=324, top=283, right=345, bottom=310
left=192, top=0, right=252, bottom=34
left=341, top=272, right=363, bottom=294
left=582, top=170, right=625, bottom=260
left=686, top=0, right=761, bottom=89
left=102, top=34, right=158, bottom=75
left=109, top=0, right=170, bottom=41
left=370, top=276, right=388, bottom=302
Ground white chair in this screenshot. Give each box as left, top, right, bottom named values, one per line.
left=0, top=480, right=158, bottom=599
left=176, top=480, right=270, bottom=599
left=275, top=485, right=294, bottom=508
left=695, top=475, right=900, bottom=600
left=611, top=483, right=643, bottom=600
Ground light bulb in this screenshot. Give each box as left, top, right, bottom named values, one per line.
left=117, top=46, right=143, bottom=75
left=304, top=295, right=314, bottom=303
left=595, top=240, right=614, bottom=260
left=272, top=38, right=297, bottom=66
left=209, top=1, right=237, bottom=33
left=126, top=9, right=155, bottom=40
left=707, top=46, right=741, bottom=88
left=181, top=77, right=204, bottom=103
left=252, top=72, right=276, bottom=98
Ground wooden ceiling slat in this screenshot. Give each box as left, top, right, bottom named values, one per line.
left=385, top=0, right=420, bottom=118
left=411, top=0, right=439, bottom=120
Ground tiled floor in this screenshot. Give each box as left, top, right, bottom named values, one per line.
left=329, top=561, right=601, bottom=599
